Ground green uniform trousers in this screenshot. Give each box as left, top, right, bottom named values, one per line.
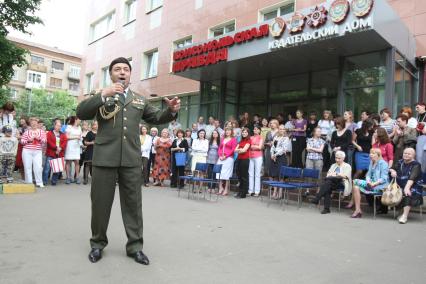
left=90, top=166, right=143, bottom=254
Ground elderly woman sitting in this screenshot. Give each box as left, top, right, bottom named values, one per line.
left=311, top=150, right=352, bottom=214
left=389, top=148, right=423, bottom=224
left=351, top=148, right=389, bottom=218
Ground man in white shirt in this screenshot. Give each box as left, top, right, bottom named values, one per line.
left=205, top=116, right=216, bottom=139
left=197, top=116, right=206, bottom=131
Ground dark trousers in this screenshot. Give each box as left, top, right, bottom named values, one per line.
left=83, top=161, right=92, bottom=182
left=291, top=136, right=306, bottom=168
left=171, top=163, right=185, bottom=187
left=90, top=166, right=143, bottom=254
left=314, top=177, right=343, bottom=210
left=237, top=159, right=250, bottom=196
left=206, top=163, right=216, bottom=189
left=141, top=157, right=149, bottom=184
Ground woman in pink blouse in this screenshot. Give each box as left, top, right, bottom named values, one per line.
left=248, top=125, right=264, bottom=196
left=21, top=117, right=47, bottom=187
left=372, top=127, right=394, bottom=167
left=217, top=127, right=237, bottom=196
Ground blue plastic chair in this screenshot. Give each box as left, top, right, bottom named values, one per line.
left=285, top=168, right=321, bottom=208
left=178, top=162, right=208, bottom=198
left=264, top=166, right=302, bottom=208
left=191, top=164, right=223, bottom=201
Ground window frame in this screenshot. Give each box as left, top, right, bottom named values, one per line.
left=51, top=60, right=64, bottom=71
left=124, top=0, right=137, bottom=24
left=85, top=73, right=94, bottom=94
left=31, top=54, right=44, bottom=65
left=208, top=19, right=236, bottom=38
left=146, top=0, right=163, bottom=13
left=142, top=49, right=159, bottom=80
left=89, top=10, right=116, bottom=43
left=258, top=1, right=295, bottom=22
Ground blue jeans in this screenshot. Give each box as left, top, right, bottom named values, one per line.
left=43, top=156, right=60, bottom=184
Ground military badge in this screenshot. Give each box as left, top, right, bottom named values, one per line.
left=351, top=0, right=374, bottom=18
left=306, top=6, right=328, bottom=28
left=269, top=17, right=286, bottom=38
left=329, top=0, right=350, bottom=23
left=287, top=12, right=305, bottom=34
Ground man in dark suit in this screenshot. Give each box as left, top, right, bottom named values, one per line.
left=77, top=57, right=180, bottom=265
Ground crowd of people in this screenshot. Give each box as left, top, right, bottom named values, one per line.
left=1, top=99, right=425, bottom=224
left=141, top=104, right=426, bottom=224
left=0, top=102, right=97, bottom=187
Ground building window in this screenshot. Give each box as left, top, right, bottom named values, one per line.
left=31, top=55, right=44, bottom=65
left=69, top=81, right=79, bottom=92
left=147, top=0, right=162, bottom=12
left=209, top=20, right=235, bottom=38
left=50, top=77, right=63, bottom=88
left=128, top=57, right=133, bottom=67
left=174, top=36, right=192, bottom=49
left=125, top=0, right=137, bottom=23
left=142, top=49, right=158, bottom=79
left=195, top=0, right=203, bottom=10
left=85, top=73, right=94, bottom=93
left=28, top=72, right=42, bottom=84
left=70, top=66, right=80, bottom=78
left=101, top=67, right=111, bottom=87
left=259, top=1, right=295, bottom=22
left=89, top=11, right=116, bottom=42
left=51, top=61, right=64, bottom=71
left=9, top=88, right=18, bottom=100
left=12, top=69, right=18, bottom=80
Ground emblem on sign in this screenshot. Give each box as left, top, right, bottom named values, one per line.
left=287, top=12, right=305, bottom=34
left=269, top=17, right=286, bottom=38
left=306, top=6, right=328, bottom=28
left=351, top=0, right=374, bottom=18
left=329, top=0, right=350, bottom=23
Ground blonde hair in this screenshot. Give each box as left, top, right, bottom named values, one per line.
left=323, top=110, right=333, bottom=121
left=370, top=148, right=382, bottom=158
left=224, top=127, right=234, bottom=137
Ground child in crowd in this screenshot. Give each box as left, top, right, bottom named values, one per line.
left=0, top=126, right=19, bottom=183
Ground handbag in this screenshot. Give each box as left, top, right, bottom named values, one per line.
left=175, top=152, right=186, bottom=167
left=381, top=177, right=403, bottom=207
left=49, top=157, right=65, bottom=173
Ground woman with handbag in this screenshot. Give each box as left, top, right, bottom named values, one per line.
left=351, top=148, right=389, bottom=218
left=389, top=147, right=423, bottom=224
left=42, top=119, right=67, bottom=186
left=170, top=129, right=188, bottom=189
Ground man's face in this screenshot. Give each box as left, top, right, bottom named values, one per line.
left=416, top=105, right=425, bottom=113
left=209, top=117, right=214, bottom=124
left=110, top=63, right=131, bottom=88
left=192, top=123, right=197, bottom=130
left=214, top=120, right=220, bottom=127
left=361, top=112, right=368, bottom=121
left=198, top=117, right=204, bottom=124
left=397, top=118, right=406, bottom=128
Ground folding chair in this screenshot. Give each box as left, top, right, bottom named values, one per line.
left=286, top=168, right=321, bottom=208
left=191, top=164, right=222, bottom=201
left=178, top=162, right=208, bottom=199
left=265, top=166, right=302, bottom=208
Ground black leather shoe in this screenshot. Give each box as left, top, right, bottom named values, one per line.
left=310, top=199, right=319, bottom=205
left=88, top=248, right=102, bottom=263
left=128, top=251, right=150, bottom=265
left=321, top=208, right=331, bottom=214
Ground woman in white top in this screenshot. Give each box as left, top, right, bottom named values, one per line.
left=191, top=129, right=209, bottom=171
left=65, top=116, right=82, bottom=184
left=140, top=125, right=152, bottom=187
left=148, top=127, right=159, bottom=184
left=318, top=110, right=334, bottom=170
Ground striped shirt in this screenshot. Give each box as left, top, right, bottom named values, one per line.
left=21, top=129, right=47, bottom=150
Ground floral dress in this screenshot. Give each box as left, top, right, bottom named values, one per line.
left=152, top=138, right=172, bottom=181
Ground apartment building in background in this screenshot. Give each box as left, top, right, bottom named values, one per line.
left=7, top=37, right=82, bottom=100
left=81, top=0, right=426, bottom=128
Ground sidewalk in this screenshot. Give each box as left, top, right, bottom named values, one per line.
left=0, top=184, right=425, bottom=284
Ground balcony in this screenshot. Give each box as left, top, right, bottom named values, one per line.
left=68, top=71, right=80, bottom=81
left=28, top=63, right=47, bottom=73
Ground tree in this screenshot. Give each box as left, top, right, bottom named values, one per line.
left=0, top=0, right=43, bottom=86
left=15, top=89, right=77, bottom=126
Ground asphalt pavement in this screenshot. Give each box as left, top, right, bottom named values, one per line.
left=0, top=183, right=425, bottom=284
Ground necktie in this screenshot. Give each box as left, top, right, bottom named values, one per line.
left=119, top=92, right=125, bottom=105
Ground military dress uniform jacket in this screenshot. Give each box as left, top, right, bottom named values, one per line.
left=76, top=90, right=175, bottom=168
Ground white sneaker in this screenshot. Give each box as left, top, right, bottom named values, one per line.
left=398, top=215, right=407, bottom=224
left=37, top=184, right=45, bottom=188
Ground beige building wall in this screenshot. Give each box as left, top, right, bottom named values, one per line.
left=7, top=37, right=82, bottom=100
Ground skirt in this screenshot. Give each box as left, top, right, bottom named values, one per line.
left=269, top=154, right=287, bottom=178
left=355, top=152, right=370, bottom=171
left=353, top=179, right=382, bottom=194
left=216, top=157, right=234, bottom=180
left=191, top=155, right=207, bottom=172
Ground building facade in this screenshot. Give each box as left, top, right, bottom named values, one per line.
left=81, top=0, right=426, bottom=128
left=7, top=37, right=82, bottom=100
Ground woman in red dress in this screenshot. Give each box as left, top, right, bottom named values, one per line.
left=152, top=128, right=172, bottom=187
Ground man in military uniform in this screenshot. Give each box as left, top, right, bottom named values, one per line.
left=76, top=57, right=180, bottom=265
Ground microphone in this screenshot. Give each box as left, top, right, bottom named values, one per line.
left=114, top=80, right=125, bottom=102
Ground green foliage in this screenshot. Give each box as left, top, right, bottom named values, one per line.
left=0, top=0, right=43, bottom=87
left=15, top=89, right=77, bottom=125
left=0, top=87, right=11, bottom=106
